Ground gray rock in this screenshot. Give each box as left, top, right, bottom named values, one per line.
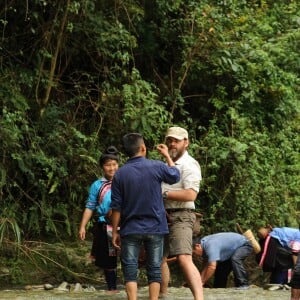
left=73, top=283, right=83, bottom=292
left=44, top=283, right=54, bottom=290
left=56, top=281, right=69, bottom=291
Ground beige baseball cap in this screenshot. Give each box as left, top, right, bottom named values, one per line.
left=166, top=126, right=188, bottom=140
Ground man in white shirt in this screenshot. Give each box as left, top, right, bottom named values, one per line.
left=157, top=126, right=203, bottom=300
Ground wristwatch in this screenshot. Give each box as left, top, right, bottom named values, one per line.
left=163, top=191, right=168, bottom=201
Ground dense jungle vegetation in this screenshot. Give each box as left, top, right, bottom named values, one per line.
left=0, top=0, right=299, bottom=284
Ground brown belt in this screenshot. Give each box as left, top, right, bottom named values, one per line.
left=166, top=208, right=194, bottom=214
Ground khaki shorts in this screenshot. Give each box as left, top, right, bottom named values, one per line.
left=164, top=210, right=196, bottom=257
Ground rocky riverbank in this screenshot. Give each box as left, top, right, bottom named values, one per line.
left=0, top=240, right=292, bottom=299
left=0, top=284, right=292, bottom=300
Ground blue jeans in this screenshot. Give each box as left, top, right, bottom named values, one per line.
left=121, top=234, right=164, bottom=284
left=214, top=242, right=253, bottom=287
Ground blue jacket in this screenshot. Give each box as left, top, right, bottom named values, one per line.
left=111, top=156, right=180, bottom=236
left=86, top=178, right=111, bottom=223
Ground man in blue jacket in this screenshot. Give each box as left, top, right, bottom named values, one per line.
left=110, top=133, right=180, bottom=300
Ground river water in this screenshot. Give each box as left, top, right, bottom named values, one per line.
left=0, top=286, right=291, bottom=300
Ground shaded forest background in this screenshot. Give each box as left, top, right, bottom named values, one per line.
left=0, top=0, right=299, bottom=283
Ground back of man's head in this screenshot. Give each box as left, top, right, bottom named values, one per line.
left=122, top=133, right=144, bottom=157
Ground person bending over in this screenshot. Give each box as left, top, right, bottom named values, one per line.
left=193, top=232, right=253, bottom=289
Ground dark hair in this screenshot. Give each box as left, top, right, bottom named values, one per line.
left=122, top=133, right=144, bottom=157
left=192, top=237, right=201, bottom=248
left=99, top=146, right=119, bottom=167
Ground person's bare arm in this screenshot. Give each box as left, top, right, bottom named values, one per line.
left=201, top=261, right=217, bottom=286
left=293, top=254, right=298, bottom=265
left=78, top=208, right=93, bottom=240
left=111, top=209, right=121, bottom=250
left=156, top=144, right=175, bottom=167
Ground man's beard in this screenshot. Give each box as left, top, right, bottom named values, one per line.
left=169, top=148, right=182, bottom=161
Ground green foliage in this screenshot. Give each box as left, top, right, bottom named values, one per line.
left=3, top=259, right=24, bottom=285
left=0, top=218, right=21, bottom=251
left=121, top=68, right=171, bottom=143
left=0, top=0, right=299, bottom=250
left=200, top=119, right=300, bottom=232
left=0, top=241, right=101, bottom=285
